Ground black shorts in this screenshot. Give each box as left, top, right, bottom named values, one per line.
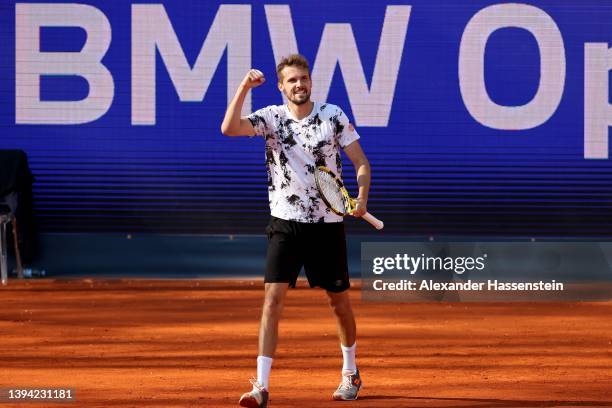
left=265, top=216, right=350, bottom=292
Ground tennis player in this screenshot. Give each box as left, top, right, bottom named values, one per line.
left=221, top=54, right=371, bottom=407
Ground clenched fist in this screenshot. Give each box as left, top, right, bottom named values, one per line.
left=350, top=197, right=368, bottom=218
left=241, top=69, right=266, bottom=89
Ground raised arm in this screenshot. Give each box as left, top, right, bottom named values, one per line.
left=221, top=69, right=265, bottom=136
left=343, top=140, right=371, bottom=218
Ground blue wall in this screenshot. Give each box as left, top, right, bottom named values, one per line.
left=1, top=1, right=611, bottom=236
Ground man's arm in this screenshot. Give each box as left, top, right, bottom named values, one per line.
left=221, top=69, right=265, bottom=136
left=343, top=140, right=370, bottom=218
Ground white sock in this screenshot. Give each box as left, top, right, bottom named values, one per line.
left=341, top=342, right=356, bottom=374
left=256, top=356, right=273, bottom=390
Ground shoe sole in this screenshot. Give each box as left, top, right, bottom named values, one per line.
left=332, top=394, right=359, bottom=401
left=239, top=395, right=261, bottom=408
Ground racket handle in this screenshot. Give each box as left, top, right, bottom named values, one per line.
left=362, top=212, right=384, bottom=230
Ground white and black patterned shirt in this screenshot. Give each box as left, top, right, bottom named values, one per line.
left=248, top=102, right=360, bottom=223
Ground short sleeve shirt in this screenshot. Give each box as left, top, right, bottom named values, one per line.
left=247, top=102, right=360, bottom=223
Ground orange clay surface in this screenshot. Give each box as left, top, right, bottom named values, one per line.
left=0, top=279, right=611, bottom=407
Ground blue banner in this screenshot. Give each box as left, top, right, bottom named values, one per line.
left=1, top=1, right=611, bottom=235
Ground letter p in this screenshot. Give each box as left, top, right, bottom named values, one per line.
left=585, top=43, right=612, bottom=159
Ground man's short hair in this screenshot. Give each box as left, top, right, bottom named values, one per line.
left=276, top=54, right=310, bottom=82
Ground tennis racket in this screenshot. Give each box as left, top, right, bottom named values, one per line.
left=314, top=166, right=384, bottom=230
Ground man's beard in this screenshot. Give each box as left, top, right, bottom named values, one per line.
left=287, top=90, right=311, bottom=105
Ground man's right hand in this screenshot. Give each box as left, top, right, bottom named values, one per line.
left=222, top=69, right=265, bottom=136
left=241, top=69, right=266, bottom=89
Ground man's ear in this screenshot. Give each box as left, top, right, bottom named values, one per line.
left=277, top=81, right=283, bottom=92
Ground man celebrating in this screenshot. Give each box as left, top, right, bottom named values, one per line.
left=221, top=54, right=371, bottom=407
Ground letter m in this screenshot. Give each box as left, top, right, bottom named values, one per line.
left=132, top=5, right=251, bottom=125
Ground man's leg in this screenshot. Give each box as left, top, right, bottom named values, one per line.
left=259, top=282, right=290, bottom=358
left=239, top=282, right=289, bottom=408
left=327, top=289, right=362, bottom=401
left=326, top=289, right=356, bottom=347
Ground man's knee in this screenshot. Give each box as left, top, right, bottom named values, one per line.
left=262, top=285, right=287, bottom=316
left=263, top=295, right=284, bottom=312
left=328, top=293, right=352, bottom=316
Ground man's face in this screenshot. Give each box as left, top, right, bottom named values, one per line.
left=278, top=66, right=312, bottom=105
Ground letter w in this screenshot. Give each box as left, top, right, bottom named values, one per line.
left=265, top=5, right=411, bottom=126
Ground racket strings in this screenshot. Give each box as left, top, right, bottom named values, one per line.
left=316, top=170, right=347, bottom=214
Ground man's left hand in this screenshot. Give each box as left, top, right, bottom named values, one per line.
left=351, top=197, right=367, bottom=218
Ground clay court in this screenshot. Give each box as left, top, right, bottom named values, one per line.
left=1, top=279, right=611, bottom=407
